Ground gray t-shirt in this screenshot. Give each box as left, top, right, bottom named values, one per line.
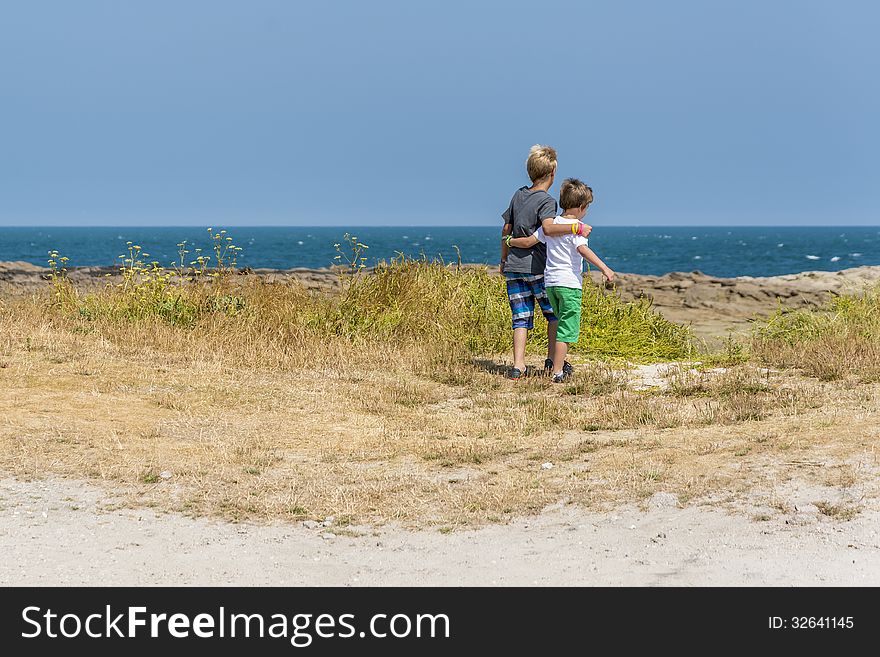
left=502, top=186, right=558, bottom=275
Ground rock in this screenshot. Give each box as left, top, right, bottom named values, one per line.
left=320, top=533, right=336, bottom=540
left=736, top=281, right=768, bottom=301
left=786, top=512, right=817, bottom=526
left=795, top=503, right=820, bottom=514
left=302, top=520, right=321, bottom=530
left=541, top=462, right=554, bottom=470
left=0, top=261, right=45, bottom=273
left=158, top=471, right=172, bottom=480
left=648, top=492, right=679, bottom=509
left=322, top=515, right=336, bottom=527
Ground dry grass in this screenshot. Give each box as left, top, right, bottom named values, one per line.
left=2, top=279, right=878, bottom=528
left=752, top=287, right=880, bottom=382
left=814, top=500, right=861, bottom=521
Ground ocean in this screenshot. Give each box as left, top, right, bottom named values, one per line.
left=2, top=226, right=878, bottom=279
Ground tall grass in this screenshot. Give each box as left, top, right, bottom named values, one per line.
left=41, top=234, right=695, bottom=365
left=752, top=286, right=880, bottom=381
left=323, top=255, right=694, bottom=361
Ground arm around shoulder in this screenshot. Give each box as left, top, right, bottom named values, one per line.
left=506, top=232, right=541, bottom=249
left=542, top=217, right=592, bottom=238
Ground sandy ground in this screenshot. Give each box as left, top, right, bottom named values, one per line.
left=2, top=477, right=878, bottom=586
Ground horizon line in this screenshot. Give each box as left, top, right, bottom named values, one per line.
left=4, top=224, right=880, bottom=229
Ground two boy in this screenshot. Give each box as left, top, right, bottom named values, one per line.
left=500, top=146, right=614, bottom=381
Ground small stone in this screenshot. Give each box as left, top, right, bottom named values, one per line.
left=786, top=513, right=815, bottom=526
left=322, top=515, right=336, bottom=527
left=159, top=471, right=172, bottom=480
left=321, top=532, right=337, bottom=540
left=629, top=524, right=636, bottom=530
left=302, top=520, right=321, bottom=530
left=648, top=492, right=679, bottom=510
left=795, top=503, right=819, bottom=514
left=541, top=462, right=554, bottom=470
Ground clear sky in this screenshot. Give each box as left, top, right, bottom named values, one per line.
left=1, top=0, right=877, bottom=226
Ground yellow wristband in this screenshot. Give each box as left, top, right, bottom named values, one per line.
left=571, top=223, right=578, bottom=235
left=504, top=235, right=513, bottom=247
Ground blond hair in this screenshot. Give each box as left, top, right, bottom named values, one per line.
left=526, top=144, right=557, bottom=183
left=559, top=178, right=593, bottom=210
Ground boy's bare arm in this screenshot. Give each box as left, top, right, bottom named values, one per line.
left=500, top=223, right=512, bottom=273
left=506, top=233, right=540, bottom=249
left=576, top=244, right=615, bottom=282
left=542, top=217, right=592, bottom=238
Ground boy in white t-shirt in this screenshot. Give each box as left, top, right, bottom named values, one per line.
left=505, top=179, right=614, bottom=382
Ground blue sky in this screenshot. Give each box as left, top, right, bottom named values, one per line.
left=1, top=0, right=877, bottom=226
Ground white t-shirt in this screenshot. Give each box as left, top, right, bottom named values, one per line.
left=534, top=216, right=588, bottom=289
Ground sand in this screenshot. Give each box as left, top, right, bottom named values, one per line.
left=2, top=477, right=878, bottom=586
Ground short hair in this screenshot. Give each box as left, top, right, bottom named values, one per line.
left=526, top=144, right=557, bottom=183
left=559, top=178, right=593, bottom=210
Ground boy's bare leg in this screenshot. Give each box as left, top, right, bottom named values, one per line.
left=552, top=340, right=569, bottom=375
left=546, top=320, right=558, bottom=365
left=512, top=328, right=528, bottom=371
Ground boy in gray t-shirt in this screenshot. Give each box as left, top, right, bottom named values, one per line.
left=500, top=145, right=591, bottom=379
left=502, top=185, right=557, bottom=276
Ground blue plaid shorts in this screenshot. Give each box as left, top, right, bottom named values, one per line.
left=505, top=273, right=558, bottom=330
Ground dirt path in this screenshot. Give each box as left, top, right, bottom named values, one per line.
left=2, top=478, right=877, bottom=586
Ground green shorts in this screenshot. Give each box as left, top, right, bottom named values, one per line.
left=546, top=286, right=582, bottom=343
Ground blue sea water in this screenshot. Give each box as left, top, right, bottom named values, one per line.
left=2, top=226, right=879, bottom=278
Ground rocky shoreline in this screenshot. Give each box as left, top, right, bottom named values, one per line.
left=3, top=260, right=879, bottom=342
